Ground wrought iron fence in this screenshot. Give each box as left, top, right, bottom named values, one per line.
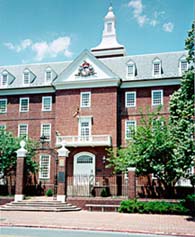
left=67, top=174, right=128, bottom=198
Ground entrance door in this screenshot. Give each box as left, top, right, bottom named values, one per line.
left=73, top=152, right=95, bottom=186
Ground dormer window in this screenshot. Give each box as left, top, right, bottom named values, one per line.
left=127, top=60, right=135, bottom=78
left=23, top=70, right=30, bottom=85
left=179, top=56, right=188, bottom=75
left=45, top=67, right=52, bottom=82
left=2, top=71, right=8, bottom=86
left=152, top=58, right=161, bottom=77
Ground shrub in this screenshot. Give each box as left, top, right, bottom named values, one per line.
left=119, top=199, right=188, bottom=215
left=45, top=189, right=53, bottom=197
left=100, top=187, right=110, bottom=197
left=183, top=194, right=195, bottom=216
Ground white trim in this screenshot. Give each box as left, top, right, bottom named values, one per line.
left=42, top=96, right=52, bottom=111
left=0, top=98, right=7, bottom=113
left=152, top=58, right=161, bottom=77
left=126, top=61, right=135, bottom=79
left=19, top=97, right=29, bottom=112
left=23, top=69, right=30, bottom=85
left=125, top=91, right=136, bottom=107
left=57, top=195, right=66, bottom=202
left=41, top=123, right=51, bottom=141
left=179, top=56, right=188, bottom=76
left=80, top=92, right=91, bottom=108
left=18, top=124, right=28, bottom=139
left=152, top=89, right=163, bottom=106
left=39, top=154, right=51, bottom=179
left=121, top=78, right=181, bottom=88
left=45, top=67, right=52, bottom=82
left=1, top=71, right=8, bottom=87
left=78, top=117, right=92, bottom=140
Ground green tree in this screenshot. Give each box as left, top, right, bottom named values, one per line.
left=0, top=128, right=38, bottom=194
left=107, top=24, right=195, bottom=196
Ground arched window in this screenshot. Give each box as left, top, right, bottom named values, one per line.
left=179, top=56, right=188, bottom=75
left=126, top=60, right=136, bottom=78
left=152, top=58, right=161, bottom=77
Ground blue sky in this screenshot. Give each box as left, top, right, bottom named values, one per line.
left=0, top=0, right=193, bottom=65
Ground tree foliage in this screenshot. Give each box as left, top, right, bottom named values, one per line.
left=0, top=128, right=38, bottom=181
left=107, top=23, right=195, bottom=194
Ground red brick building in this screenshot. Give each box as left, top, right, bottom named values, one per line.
left=0, top=6, right=190, bottom=197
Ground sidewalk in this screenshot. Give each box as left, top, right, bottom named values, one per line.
left=0, top=210, right=195, bottom=236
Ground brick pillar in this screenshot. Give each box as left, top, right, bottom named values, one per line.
left=127, top=167, right=136, bottom=199
left=15, top=141, right=27, bottom=202
left=57, top=143, right=70, bottom=202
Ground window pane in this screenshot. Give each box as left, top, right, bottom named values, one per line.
left=126, top=92, right=136, bottom=107
left=152, top=90, right=162, bottom=105
left=24, top=72, right=29, bottom=84
left=20, top=98, right=29, bottom=112
left=39, top=155, right=50, bottom=179
left=0, top=99, right=7, bottom=113
left=43, top=97, right=52, bottom=111
left=46, top=71, right=52, bottom=82
left=2, top=74, right=8, bottom=86
left=126, top=120, right=136, bottom=139
left=18, top=124, right=28, bottom=138
left=181, top=61, right=187, bottom=72
left=41, top=124, right=51, bottom=141
left=128, top=65, right=134, bottom=76
left=81, top=92, right=90, bottom=107
left=154, top=63, right=160, bottom=75
left=77, top=155, right=93, bottom=164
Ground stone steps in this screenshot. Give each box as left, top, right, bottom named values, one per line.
left=0, top=199, right=81, bottom=212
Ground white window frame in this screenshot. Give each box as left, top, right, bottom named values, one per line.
left=179, top=57, right=188, bottom=76
left=42, top=96, right=52, bottom=111
left=0, top=99, right=7, bottom=114
left=125, top=91, right=136, bottom=107
left=18, top=124, right=28, bottom=139
left=127, top=62, right=135, bottom=78
left=41, top=123, right=51, bottom=141
left=19, top=97, right=29, bottom=112
left=78, top=117, right=92, bottom=141
left=80, top=92, right=91, bottom=108
left=152, top=90, right=163, bottom=106
left=152, top=59, right=161, bottom=77
left=39, top=154, right=51, bottom=179
left=23, top=70, right=30, bottom=85
left=1, top=71, right=8, bottom=87
left=45, top=68, right=52, bottom=82
left=125, top=120, right=136, bottom=140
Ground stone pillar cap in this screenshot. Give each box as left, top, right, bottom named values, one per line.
left=127, top=167, right=136, bottom=172
left=57, top=142, right=70, bottom=157
left=16, top=140, right=27, bottom=158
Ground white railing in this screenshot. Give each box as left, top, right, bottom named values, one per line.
left=56, top=135, right=112, bottom=147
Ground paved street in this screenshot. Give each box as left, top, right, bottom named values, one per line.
left=0, top=211, right=195, bottom=236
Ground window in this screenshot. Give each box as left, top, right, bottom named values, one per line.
left=18, top=124, right=28, bottom=139
left=179, top=57, right=188, bottom=75
left=45, top=68, right=52, bottom=82
left=107, top=22, right=112, bottom=32
left=39, top=154, right=50, bottom=179
left=125, top=91, right=136, bottom=107
left=23, top=70, right=30, bottom=85
left=0, top=124, right=6, bottom=130
left=1, top=72, right=8, bottom=86
left=125, top=120, right=136, bottom=140
left=79, top=117, right=91, bottom=141
left=127, top=61, right=135, bottom=78
left=152, top=58, right=161, bottom=77
left=20, top=98, right=29, bottom=112
left=80, top=92, right=91, bottom=108
left=41, top=124, right=51, bottom=141
left=77, top=155, right=93, bottom=164
left=42, top=96, right=52, bottom=111
left=0, top=99, right=7, bottom=114
left=152, top=90, right=163, bottom=106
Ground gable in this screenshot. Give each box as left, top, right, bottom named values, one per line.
left=54, top=49, right=120, bottom=89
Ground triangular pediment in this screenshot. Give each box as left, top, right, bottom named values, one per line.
left=54, top=49, right=120, bottom=86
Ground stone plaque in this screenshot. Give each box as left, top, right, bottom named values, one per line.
left=58, top=172, right=65, bottom=183
left=59, top=158, right=64, bottom=167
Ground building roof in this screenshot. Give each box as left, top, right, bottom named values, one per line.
left=0, top=50, right=187, bottom=90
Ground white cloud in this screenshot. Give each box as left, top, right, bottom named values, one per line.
left=128, top=0, right=148, bottom=26
left=128, top=0, right=174, bottom=31
left=4, top=39, right=32, bottom=52
left=4, top=36, right=72, bottom=61
left=163, top=22, right=174, bottom=32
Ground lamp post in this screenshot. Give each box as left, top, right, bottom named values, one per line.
left=39, top=135, right=58, bottom=198
left=102, top=156, right=106, bottom=186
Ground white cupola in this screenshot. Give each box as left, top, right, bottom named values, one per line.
left=91, top=5, right=126, bottom=58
